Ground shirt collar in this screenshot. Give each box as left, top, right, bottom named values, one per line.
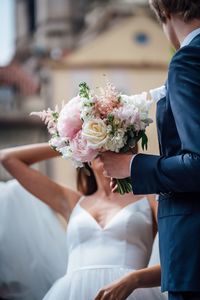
left=181, top=27, right=200, bottom=48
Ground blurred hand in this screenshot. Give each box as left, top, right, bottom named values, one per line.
left=94, top=273, right=136, bottom=300
left=100, top=152, right=134, bottom=179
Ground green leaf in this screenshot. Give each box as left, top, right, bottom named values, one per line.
left=79, top=82, right=90, bottom=99
left=52, top=112, right=59, bottom=120
left=129, top=130, right=135, bottom=138
left=120, top=144, right=130, bottom=153
left=128, top=137, right=136, bottom=147
left=108, top=114, right=114, bottom=123
left=141, top=132, right=148, bottom=151
left=115, top=178, right=133, bottom=195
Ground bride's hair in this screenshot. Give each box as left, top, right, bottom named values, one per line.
left=77, top=164, right=98, bottom=195
left=76, top=145, right=138, bottom=195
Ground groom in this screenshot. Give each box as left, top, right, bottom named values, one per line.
left=100, top=1, right=200, bottom=300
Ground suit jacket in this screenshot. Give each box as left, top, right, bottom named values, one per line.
left=131, top=33, right=200, bottom=292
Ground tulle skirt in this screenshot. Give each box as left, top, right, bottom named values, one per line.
left=43, top=266, right=167, bottom=300
left=0, top=180, right=67, bottom=300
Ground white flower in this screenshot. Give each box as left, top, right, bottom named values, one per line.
left=71, top=159, right=84, bottom=168
left=59, top=146, right=73, bottom=159
left=82, top=119, right=108, bottom=149
left=121, top=92, right=152, bottom=119
left=80, top=106, right=94, bottom=121
left=61, top=145, right=83, bottom=167
left=105, top=128, right=127, bottom=152
left=80, top=96, right=96, bottom=121
left=113, top=92, right=153, bottom=130
left=50, top=136, right=67, bottom=149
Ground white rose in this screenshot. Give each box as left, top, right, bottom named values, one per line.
left=82, top=119, right=108, bottom=149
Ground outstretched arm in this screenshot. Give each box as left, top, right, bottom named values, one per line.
left=95, top=264, right=161, bottom=300
left=0, top=143, right=81, bottom=219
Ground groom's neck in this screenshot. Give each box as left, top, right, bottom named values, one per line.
left=172, top=17, right=200, bottom=46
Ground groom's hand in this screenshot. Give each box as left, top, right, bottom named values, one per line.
left=100, top=152, right=133, bottom=179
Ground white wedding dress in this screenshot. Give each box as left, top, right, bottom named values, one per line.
left=44, top=197, right=166, bottom=300
left=0, top=180, right=67, bottom=300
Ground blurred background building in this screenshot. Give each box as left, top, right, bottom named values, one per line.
left=0, top=0, right=170, bottom=185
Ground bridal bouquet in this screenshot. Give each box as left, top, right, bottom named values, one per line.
left=31, top=82, right=153, bottom=194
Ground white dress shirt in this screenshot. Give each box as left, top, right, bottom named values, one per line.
left=181, top=27, right=200, bottom=47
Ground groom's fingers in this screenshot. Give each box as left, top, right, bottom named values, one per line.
left=112, top=185, right=118, bottom=193
left=110, top=178, right=118, bottom=193
left=110, top=178, right=115, bottom=189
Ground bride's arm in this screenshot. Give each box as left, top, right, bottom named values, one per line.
left=95, top=265, right=161, bottom=300
left=147, top=194, right=158, bottom=239
left=128, top=264, right=161, bottom=288
left=0, top=143, right=81, bottom=219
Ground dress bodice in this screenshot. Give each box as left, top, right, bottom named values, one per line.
left=66, top=197, right=154, bottom=274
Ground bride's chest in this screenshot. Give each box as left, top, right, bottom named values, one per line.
left=66, top=202, right=153, bottom=249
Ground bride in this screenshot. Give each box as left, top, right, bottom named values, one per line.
left=0, top=143, right=166, bottom=300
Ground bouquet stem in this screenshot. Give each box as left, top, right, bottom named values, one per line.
left=115, top=177, right=133, bottom=195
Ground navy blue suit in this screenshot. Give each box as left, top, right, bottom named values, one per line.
left=131, top=33, right=200, bottom=296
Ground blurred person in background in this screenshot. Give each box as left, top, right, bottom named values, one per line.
left=0, top=143, right=167, bottom=300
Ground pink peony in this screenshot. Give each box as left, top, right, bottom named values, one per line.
left=57, top=96, right=82, bottom=140
left=70, top=131, right=98, bottom=162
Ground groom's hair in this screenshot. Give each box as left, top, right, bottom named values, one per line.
left=150, top=0, right=200, bottom=23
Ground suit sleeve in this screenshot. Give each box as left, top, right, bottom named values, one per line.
left=131, top=46, right=200, bottom=194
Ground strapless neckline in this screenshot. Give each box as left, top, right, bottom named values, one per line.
left=78, top=197, right=148, bottom=231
